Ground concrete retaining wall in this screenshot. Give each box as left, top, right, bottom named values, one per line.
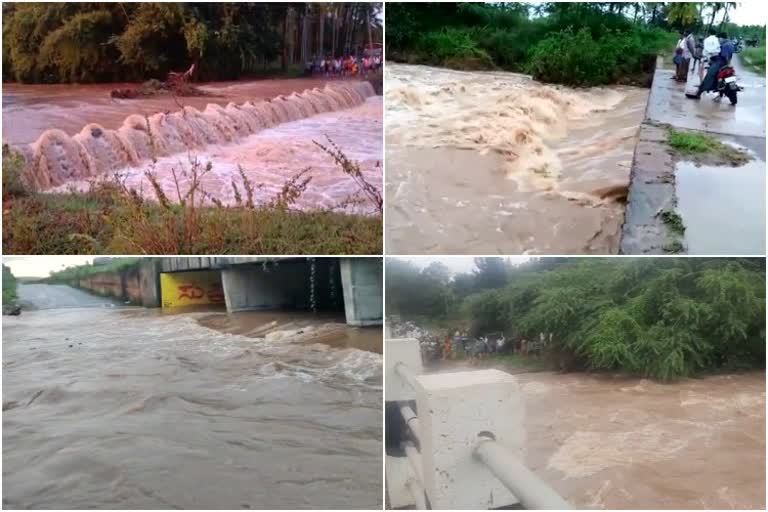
left=75, top=259, right=160, bottom=307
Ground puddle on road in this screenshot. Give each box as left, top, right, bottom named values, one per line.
left=2, top=306, right=382, bottom=509
left=675, top=157, right=766, bottom=254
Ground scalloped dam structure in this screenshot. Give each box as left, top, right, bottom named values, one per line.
left=21, top=82, right=376, bottom=191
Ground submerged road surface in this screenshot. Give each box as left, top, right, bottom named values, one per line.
left=3, top=284, right=382, bottom=509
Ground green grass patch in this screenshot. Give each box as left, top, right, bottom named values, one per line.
left=662, top=239, right=685, bottom=254
left=667, top=129, right=719, bottom=153
left=660, top=209, right=685, bottom=235
left=666, top=129, right=751, bottom=165
left=2, top=265, right=17, bottom=304
left=740, top=45, right=766, bottom=74
left=487, top=352, right=549, bottom=370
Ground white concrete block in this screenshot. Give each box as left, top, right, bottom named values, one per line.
left=414, top=369, right=524, bottom=509
left=385, top=455, right=416, bottom=509
left=385, top=338, right=423, bottom=402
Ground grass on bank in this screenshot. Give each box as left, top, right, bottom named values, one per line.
left=740, top=45, right=766, bottom=74
left=2, top=139, right=382, bottom=255
left=2, top=265, right=17, bottom=304
left=666, top=129, right=751, bottom=165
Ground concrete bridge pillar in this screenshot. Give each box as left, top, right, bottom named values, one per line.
left=340, top=258, right=382, bottom=326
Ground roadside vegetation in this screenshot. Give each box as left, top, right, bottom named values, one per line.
left=386, top=257, right=766, bottom=381
left=387, top=3, right=762, bottom=87
left=741, top=44, right=766, bottom=74
left=387, top=2, right=678, bottom=86
left=2, top=143, right=383, bottom=255
left=666, top=128, right=751, bottom=165
left=43, top=259, right=142, bottom=285
left=2, top=265, right=17, bottom=304
left=2, top=3, right=382, bottom=83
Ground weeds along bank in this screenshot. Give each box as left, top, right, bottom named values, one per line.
left=2, top=142, right=382, bottom=255
left=386, top=3, right=676, bottom=86
left=2, top=81, right=383, bottom=255
left=385, top=258, right=766, bottom=381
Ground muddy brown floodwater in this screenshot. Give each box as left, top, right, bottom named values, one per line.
left=3, top=77, right=382, bottom=213
left=385, top=63, right=648, bottom=254
left=431, top=365, right=765, bottom=509
left=2, top=302, right=382, bottom=509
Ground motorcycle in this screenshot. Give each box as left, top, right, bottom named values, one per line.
left=714, top=65, right=742, bottom=105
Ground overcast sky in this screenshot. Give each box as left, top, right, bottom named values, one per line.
left=399, top=256, right=530, bottom=276
left=730, top=3, right=767, bottom=26
left=3, top=256, right=93, bottom=278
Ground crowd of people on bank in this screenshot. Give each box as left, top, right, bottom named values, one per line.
left=439, top=331, right=552, bottom=362
left=673, top=28, right=739, bottom=99
left=305, top=54, right=382, bottom=77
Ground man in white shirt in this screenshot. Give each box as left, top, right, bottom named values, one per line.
left=702, top=28, right=721, bottom=79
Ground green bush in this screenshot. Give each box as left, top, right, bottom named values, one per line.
left=2, top=265, right=17, bottom=304
left=415, top=28, right=494, bottom=69
left=387, top=257, right=766, bottom=381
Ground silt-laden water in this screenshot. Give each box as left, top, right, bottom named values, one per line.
left=3, top=294, right=382, bottom=509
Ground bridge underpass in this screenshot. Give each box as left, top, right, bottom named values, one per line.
left=76, top=257, right=382, bottom=327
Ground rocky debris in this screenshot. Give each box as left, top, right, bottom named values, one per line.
left=3, top=304, right=21, bottom=316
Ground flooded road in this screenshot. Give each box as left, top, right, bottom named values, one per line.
left=5, top=78, right=382, bottom=213
left=3, top=284, right=382, bottom=509
left=675, top=154, right=766, bottom=254
left=519, top=371, right=765, bottom=509
left=385, top=63, right=648, bottom=254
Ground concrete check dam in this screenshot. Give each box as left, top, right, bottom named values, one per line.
left=5, top=79, right=381, bottom=213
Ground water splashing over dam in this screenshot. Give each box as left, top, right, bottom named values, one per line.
left=22, top=82, right=376, bottom=190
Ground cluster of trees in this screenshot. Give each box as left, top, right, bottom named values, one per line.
left=2, top=2, right=382, bottom=83
left=386, top=257, right=766, bottom=380
left=386, top=2, right=761, bottom=85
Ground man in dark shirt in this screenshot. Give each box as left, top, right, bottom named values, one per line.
left=719, top=33, right=735, bottom=65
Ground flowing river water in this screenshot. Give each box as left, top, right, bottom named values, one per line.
left=3, top=78, right=382, bottom=213
left=385, top=63, right=649, bottom=254
left=3, top=284, right=382, bottom=509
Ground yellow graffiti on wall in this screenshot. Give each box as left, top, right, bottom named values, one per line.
left=160, top=271, right=225, bottom=308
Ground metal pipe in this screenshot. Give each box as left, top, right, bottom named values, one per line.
left=405, top=476, right=428, bottom=510
left=474, top=437, right=571, bottom=510
left=394, top=361, right=418, bottom=389
left=398, top=402, right=421, bottom=443
left=402, top=441, right=424, bottom=482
